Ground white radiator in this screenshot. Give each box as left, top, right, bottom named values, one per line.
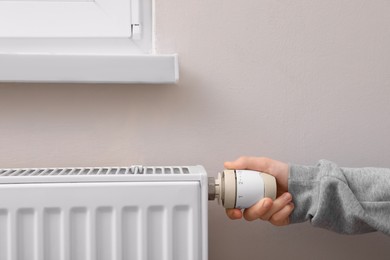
left=0, top=165, right=208, bottom=260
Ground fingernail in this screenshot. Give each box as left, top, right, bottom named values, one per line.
left=263, top=200, right=271, bottom=209
left=283, top=193, right=292, bottom=201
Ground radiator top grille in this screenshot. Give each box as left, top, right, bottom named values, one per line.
left=0, top=166, right=191, bottom=177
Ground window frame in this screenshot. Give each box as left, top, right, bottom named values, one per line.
left=0, top=0, right=178, bottom=83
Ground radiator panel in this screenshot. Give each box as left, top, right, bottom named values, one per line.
left=0, top=181, right=202, bottom=260
left=43, top=208, right=62, bottom=260
left=122, top=206, right=140, bottom=260
left=0, top=209, right=8, bottom=260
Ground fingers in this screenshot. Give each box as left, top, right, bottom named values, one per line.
left=225, top=191, right=294, bottom=227
left=261, top=192, right=292, bottom=220
left=224, top=156, right=272, bottom=172
left=242, top=192, right=292, bottom=222
left=243, top=198, right=273, bottom=221
left=269, top=202, right=294, bottom=226
left=226, top=209, right=243, bottom=220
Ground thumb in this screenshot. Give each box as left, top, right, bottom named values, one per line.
left=224, top=156, right=271, bottom=172
left=224, top=161, right=235, bottom=169
left=224, top=159, right=246, bottom=170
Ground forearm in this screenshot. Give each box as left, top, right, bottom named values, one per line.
left=288, top=160, right=390, bottom=235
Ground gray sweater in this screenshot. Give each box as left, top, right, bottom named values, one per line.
left=288, top=160, right=390, bottom=235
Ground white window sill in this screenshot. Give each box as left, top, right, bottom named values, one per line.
left=0, top=39, right=179, bottom=84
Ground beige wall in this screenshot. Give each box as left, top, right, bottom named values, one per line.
left=1, top=0, right=390, bottom=259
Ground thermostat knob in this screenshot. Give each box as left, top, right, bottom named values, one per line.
left=211, top=170, right=277, bottom=209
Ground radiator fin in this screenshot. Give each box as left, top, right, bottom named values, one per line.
left=122, top=206, right=140, bottom=260
left=147, top=206, right=166, bottom=260
left=0, top=166, right=191, bottom=177
left=17, top=209, right=36, bottom=260
left=96, top=207, right=114, bottom=260
left=0, top=210, right=8, bottom=260
left=173, top=206, right=192, bottom=260
left=70, top=207, right=88, bottom=260
left=43, top=208, right=61, bottom=260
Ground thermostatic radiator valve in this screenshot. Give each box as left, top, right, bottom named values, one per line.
left=208, top=170, right=277, bottom=209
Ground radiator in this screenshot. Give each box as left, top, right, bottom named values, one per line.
left=0, top=165, right=208, bottom=260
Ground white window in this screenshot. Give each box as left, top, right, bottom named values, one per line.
left=0, top=0, right=178, bottom=83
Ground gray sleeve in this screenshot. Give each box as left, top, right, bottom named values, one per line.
left=288, top=160, right=390, bottom=235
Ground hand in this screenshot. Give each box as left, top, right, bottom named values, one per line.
left=224, top=156, right=294, bottom=226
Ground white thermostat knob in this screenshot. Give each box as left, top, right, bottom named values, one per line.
left=210, top=170, right=277, bottom=209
